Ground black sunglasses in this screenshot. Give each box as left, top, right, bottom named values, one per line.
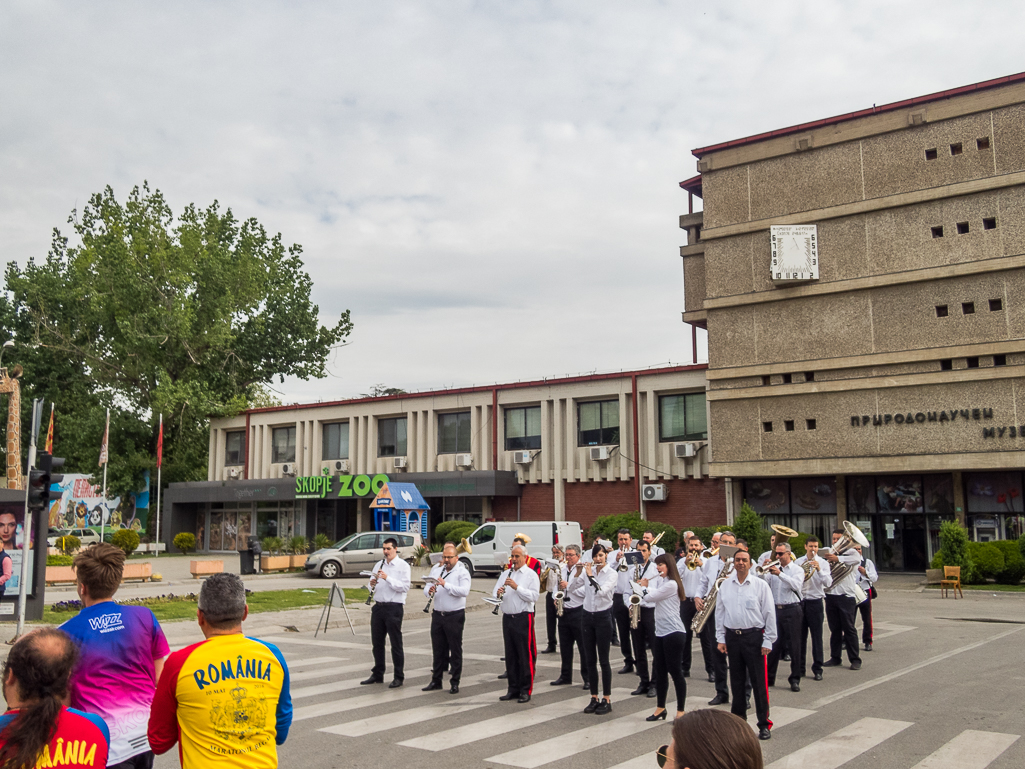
left=656, top=744, right=671, bottom=768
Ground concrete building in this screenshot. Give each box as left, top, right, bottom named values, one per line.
left=167, top=365, right=726, bottom=552
left=680, top=72, right=1025, bottom=570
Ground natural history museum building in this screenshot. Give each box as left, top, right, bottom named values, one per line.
left=679, top=72, right=1025, bottom=570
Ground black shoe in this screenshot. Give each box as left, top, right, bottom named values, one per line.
left=498, top=672, right=508, bottom=679
left=388, top=680, right=403, bottom=689
left=823, top=659, right=842, bottom=667
left=864, top=643, right=873, bottom=651
left=630, top=684, right=649, bottom=696
left=450, top=684, right=459, bottom=694
left=683, top=671, right=690, bottom=678
left=707, top=673, right=715, bottom=683
left=617, top=664, right=634, bottom=675
left=707, top=694, right=729, bottom=706
left=814, top=672, right=823, bottom=681
left=360, top=677, right=382, bottom=685
left=790, top=681, right=800, bottom=693
left=421, top=681, right=442, bottom=691
left=611, top=637, right=620, bottom=646
left=499, top=692, right=517, bottom=701
left=550, top=678, right=572, bottom=686
left=768, top=679, right=775, bottom=688
left=518, top=694, right=531, bottom=703
left=759, top=728, right=771, bottom=741
left=540, top=646, right=557, bottom=654
left=782, top=654, right=790, bottom=662
left=646, top=710, right=667, bottom=721
left=850, top=660, right=862, bottom=670
left=647, top=686, right=657, bottom=698
left=595, top=700, right=612, bottom=715
left=582, top=682, right=590, bottom=689
left=584, top=698, right=599, bottom=714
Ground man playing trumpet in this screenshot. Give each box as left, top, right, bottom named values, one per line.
left=422, top=543, right=471, bottom=694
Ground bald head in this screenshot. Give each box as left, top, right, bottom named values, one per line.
left=442, top=543, right=458, bottom=568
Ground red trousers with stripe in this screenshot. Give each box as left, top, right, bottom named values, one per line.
left=503, top=612, right=537, bottom=697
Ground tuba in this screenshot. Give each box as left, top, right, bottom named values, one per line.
left=691, top=545, right=740, bottom=634
left=824, top=521, right=870, bottom=589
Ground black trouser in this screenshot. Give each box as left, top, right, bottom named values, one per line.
left=858, top=593, right=873, bottom=644
left=630, top=607, right=655, bottom=686
left=503, top=611, right=537, bottom=696
left=767, top=604, right=802, bottom=685
left=558, top=605, right=587, bottom=682
left=725, top=627, right=772, bottom=731
left=801, top=598, right=824, bottom=677
left=370, top=602, right=404, bottom=681
left=582, top=608, right=613, bottom=697
left=679, top=599, right=700, bottom=674
left=651, top=631, right=687, bottom=711
left=612, top=594, right=633, bottom=666
left=545, top=592, right=558, bottom=649
left=109, top=753, right=154, bottom=769
left=430, top=609, right=465, bottom=685
left=700, top=606, right=728, bottom=696
left=825, top=594, right=861, bottom=664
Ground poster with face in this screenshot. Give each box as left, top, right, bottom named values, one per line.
left=0, top=504, right=34, bottom=597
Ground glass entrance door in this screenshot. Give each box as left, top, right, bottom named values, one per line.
left=873, top=515, right=928, bottom=571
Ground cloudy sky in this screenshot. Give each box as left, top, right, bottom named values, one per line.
left=2, top=1, right=1023, bottom=404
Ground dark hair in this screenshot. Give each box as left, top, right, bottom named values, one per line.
left=672, top=709, right=763, bottom=769
left=0, top=629, right=78, bottom=769
left=832, top=528, right=845, bottom=536
left=383, top=537, right=398, bottom=548
left=806, top=536, right=819, bottom=545
left=616, top=528, right=631, bottom=536
left=735, top=539, right=748, bottom=549
left=643, top=529, right=656, bottom=537
left=654, top=554, right=686, bottom=600
left=73, top=543, right=125, bottom=600
left=591, top=543, right=609, bottom=559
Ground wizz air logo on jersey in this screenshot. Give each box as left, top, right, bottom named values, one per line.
left=88, top=612, right=125, bottom=633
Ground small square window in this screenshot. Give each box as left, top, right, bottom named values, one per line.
left=931, top=226, right=944, bottom=238
left=761, top=375, right=770, bottom=386
left=983, top=217, right=997, bottom=230
left=950, top=142, right=963, bottom=155
left=956, top=221, right=970, bottom=235
left=781, top=373, right=792, bottom=384
left=994, top=354, right=1007, bottom=366
left=989, top=298, right=1003, bottom=312
left=977, top=137, right=991, bottom=150
left=784, top=420, right=795, bottom=432
left=763, top=421, right=773, bottom=433
left=962, top=302, right=975, bottom=315
left=806, top=419, right=817, bottom=430
left=966, top=356, right=980, bottom=369
left=804, top=371, right=815, bottom=382
left=925, top=148, right=938, bottom=160
left=940, top=359, right=953, bottom=371
left=935, top=305, right=948, bottom=317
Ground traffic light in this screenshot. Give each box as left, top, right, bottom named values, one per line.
left=28, top=451, right=64, bottom=513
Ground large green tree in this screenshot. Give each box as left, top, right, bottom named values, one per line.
left=1, top=183, right=351, bottom=500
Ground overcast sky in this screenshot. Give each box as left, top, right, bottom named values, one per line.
left=2, top=1, right=1023, bottom=405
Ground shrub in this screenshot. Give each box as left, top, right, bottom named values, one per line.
left=967, top=541, right=1004, bottom=581
left=930, top=552, right=944, bottom=570
left=111, top=529, right=140, bottom=556
left=56, top=535, right=81, bottom=556
left=173, top=532, right=197, bottom=555
left=585, top=512, right=679, bottom=553
left=1019, top=533, right=1025, bottom=561
left=687, top=525, right=731, bottom=551
left=981, top=540, right=1024, bottom=584
left=435, top=520, right=478, bottom=545
left=47, top=554, right=74, bottom=567
left=937, top=521, right=976, bottom=583
left=288, top=536, right=309, bottom=555
left=313, top=533, right=333, bottom=551
left=261, top=536, right=284, bottom=555
left=732, top=501, right=771, bottom=556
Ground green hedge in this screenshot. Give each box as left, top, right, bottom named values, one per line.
left=111, top=529, right=140, bottom=556
left=585, top=512, right=678, bottom=553
left=967, top=541, right=1005, bottom=582
left=47, top=554, right=74, bottom=567
left=988, top=540, right=1025, bottom=585
left=434, top=520, right=478, bottom=546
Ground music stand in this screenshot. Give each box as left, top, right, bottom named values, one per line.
left=315, top=583, right=355, bottom=637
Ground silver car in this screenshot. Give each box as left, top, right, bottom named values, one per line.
left=305, top=531, right=421, bottom=579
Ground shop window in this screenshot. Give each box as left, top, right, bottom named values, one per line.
left=977, top=137, right=990, bottom=150
left=578, top=400, right=620, bottom=446
left=505, top=405, right=542, bottom=451
left=225, top=431, right=245, bottom=466
left=438, top=412, right=472, bottom=454
left=271, top=426, right=296, bottom=464
left=378, top=417, right=407, bottom=457
left=931, top=226, right=944, bottom=238
left=924, top=148, right=938, bottom=160
left=983, top=217, right=997, bottom=230
left=659, top=392, right=708, bottom=442
left=950, top=142, right=963, bottom=155
left=935, top=305, right=948, bottom=317
left=322, top=422, right=349, bottom=461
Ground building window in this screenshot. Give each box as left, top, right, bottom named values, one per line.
left=378, top=417, right=407, bottom=457
left=438, top=412, right=472, bottom=454
left=578, top=400, right=619, bottom=446
left=659, top=393, right=708, bottom=442
left=505, top=406, right=542, bottom=451
left=271, top=426, right=296, bottom=464
left=225, top=431, right=245, bottom=466
left=322, top=422, right=349, bottom=461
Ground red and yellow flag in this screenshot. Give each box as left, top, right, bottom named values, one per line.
left=44, top=404, right=54, bottom=453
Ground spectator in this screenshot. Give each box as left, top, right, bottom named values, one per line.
left=657, top=709, right=762, bottom=769
left=60, top=543, right=169, bottom=769
left=0, top=628, right=110, bottom=768
left=148, top=573, right=292, bottom=767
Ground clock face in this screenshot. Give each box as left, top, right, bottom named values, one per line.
left=770, top=225, right=819, bottom=282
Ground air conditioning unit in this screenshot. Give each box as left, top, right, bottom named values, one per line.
left=281, top=463, right=296, bottom=477
left=590, top=446, right=609, bottom=461
left=513, top=451, right=533, bottom=465
left=674, top=443, right=696, bottom=459
left=393, top=457, right=408, bottom=469
left=642, top=483, right=668, bottom=501
left=228, top=468, right=240, bottom=480
left=455, top=453, right=473, bottom=468
left=334, top=459, right=349, bottom=473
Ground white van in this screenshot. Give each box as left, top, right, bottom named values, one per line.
left=461, top=521, right=583, bottom=576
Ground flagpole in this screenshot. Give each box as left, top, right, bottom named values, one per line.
left=101, top=408, right=108, bottom=543
left=156, top=414, right=162, bottom=558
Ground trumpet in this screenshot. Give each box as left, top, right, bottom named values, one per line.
left=685, top=552, right=703, bottom=570
left=700, top=546, right=719, bottom=559
left=755, top=559, right=780, bottom=576
left=361, top=559, right=385, bottom=606
left=616, top=545, right=631, bottom=572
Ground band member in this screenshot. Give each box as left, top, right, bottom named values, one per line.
left=551, top=544, right=588, bottom=688
left=854, top=544, right=878, bottom=651
left=677, top=536, right=708, bottom=679
left=760, top=542, right=804, bottom=692
left=609, top=528, right=637, bottom=674
left=581, top=541, right=617, bottom=714
left=823, top=529, right=863, bottom=670
left=756, top=534, right=777, bottom=568
left=509, top=535, right=542, bottom=577
left=629, top=541, right=658, bottom=698
left=641, top=554, right=688, bottom=721
left=715, top=549, right=775, bottom=741
left=361, top=538, right=411, bottom=688
left=541, top=545, right=565, bottom=655
left=641, top=530, right=665, bottom=558
left=422, top=543, right=471, bottom=694
left=795, top=536, right=830, bottom=681
left=695, top=531, right=736, bottom=705
left=494, top=545, right=540, bottom=703
left=675, top=530, right=694, bottom=560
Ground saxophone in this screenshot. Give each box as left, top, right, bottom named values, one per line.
left=690, top=546, right=739, bottom=634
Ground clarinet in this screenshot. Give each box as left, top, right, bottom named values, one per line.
left=424, top=565, right=452, bottom=613
left=365, top=559, right=384, bottom=606
left=493, top=566, right=512, bottom=615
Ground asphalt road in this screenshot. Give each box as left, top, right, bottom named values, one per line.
left=151, top=583, right=1025, bottom=769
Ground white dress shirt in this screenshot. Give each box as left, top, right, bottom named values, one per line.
left=857, top=557, right=878, bottom=587
left=582, top=565, right=617, bottom=612
left=634, top=559, right=658, bottom=584
left=795, top=555, right=831, bottom=600
left=825, top=549, right=863, bottom=598
left=760, top=561, right=804, bottom=605
left=492, top=564, right=540, bottom=614
left=757, top=550, right=773, bottom=566
left=369, top=556, right=412, bottom=604
left=422, top=562, right=471, bottom=612
left=678, top=555, right=705, bottom=598
left=561, top=563, right=588, bottom=609
left=643, top=576, right=687, bottom=637
left=698, top=554, right=729, bottom=597
left=646, top=544, right=666, bottom=558
left=609, top=548, right=638, bottom=594
left=715, top=572, right=777, bottom=649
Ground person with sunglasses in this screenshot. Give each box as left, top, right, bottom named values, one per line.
left=655, top=709, right=763, bottom=769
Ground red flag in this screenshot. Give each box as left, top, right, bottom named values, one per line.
left=98, top=409, right=109, bottom=466
left=156, top=414, right=164, bottom=469
left=45, top=405, right=54, bottom=453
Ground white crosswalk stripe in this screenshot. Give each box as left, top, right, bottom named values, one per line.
left=765, top=717, right=913, bottom=769
left=291, top=667, right=433, bottom=699
left=282, top=655, right=347, bottom=668
left=320, top=700, right=494, bottom=736
left=909, top=730, right=1019, bottom=769
left=290, top=662, right=375, bottom=682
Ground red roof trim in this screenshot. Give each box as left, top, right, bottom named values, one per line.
left=692, top=71, right=1025, bottom=158
left=678, top=174, right=703, bottom=196
left=244, top=363, right=708, bottom=415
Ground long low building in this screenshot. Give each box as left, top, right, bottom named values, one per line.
left=165, top=364, right=726, bottom=552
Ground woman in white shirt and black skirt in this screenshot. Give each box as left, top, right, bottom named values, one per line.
left=641, top=553, right=688, bottom=720
left=581, top=542, right=617, bottom=715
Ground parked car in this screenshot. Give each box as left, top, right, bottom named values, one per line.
left=66, top=528, right=102, bottom=547
left=305, top=531, right=421, bottom=579
left=462, top=521, right=583, bottom=576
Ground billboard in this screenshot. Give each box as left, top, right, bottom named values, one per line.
left=47, top=472, right=150, bottom=536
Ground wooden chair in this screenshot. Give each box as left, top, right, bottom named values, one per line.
left=940, top=566, right=963, bottom=599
